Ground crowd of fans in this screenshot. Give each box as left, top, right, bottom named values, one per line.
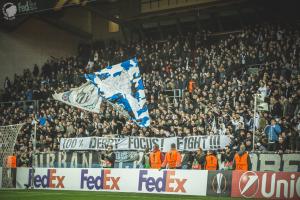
left=0, top=23, right=299, bottom=167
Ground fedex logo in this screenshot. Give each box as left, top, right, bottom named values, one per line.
left=80, top=169, right=120, bottom=190
left=138, top=170, right=187, bottom=193
left=28, top=169, right=65, bottom=188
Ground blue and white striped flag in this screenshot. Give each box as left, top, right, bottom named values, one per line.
left=85, top=58, right=150, bottom=127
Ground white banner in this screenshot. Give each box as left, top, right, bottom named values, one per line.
left=59, top=135, right=230, bottom=152
left=53, top=82, right=102, bottom=113
left=16, top=167, right=207, bottom=196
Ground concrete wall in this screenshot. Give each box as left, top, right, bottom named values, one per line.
left=0, top=17, right=84, bottom=85
left=0, top=6, right=128, bottom=87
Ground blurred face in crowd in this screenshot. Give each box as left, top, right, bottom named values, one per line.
left=197, top=148, right=203, bottom=155
left=246, top=140, right=251, bottom=147
left=278, top=137, right=284, bottom=144
left=271, top=119, right=276, bottom=125
left=107, top=145, right=113, bottom=153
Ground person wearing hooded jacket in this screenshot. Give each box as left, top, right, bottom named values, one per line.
left=232, top=144, right=252, bottom=171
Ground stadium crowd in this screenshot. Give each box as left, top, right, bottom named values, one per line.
left=0, top=23, right=300, bottom=167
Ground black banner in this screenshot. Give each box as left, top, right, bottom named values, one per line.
left=250, top=152, right=300, bottom=172
left=206, top=171, right=232, bottom=197
left=32, top=151, right=141, bottom=168
left=1, top=0, right=93, bottom=22
left=30, top=152, right=300, bottom=172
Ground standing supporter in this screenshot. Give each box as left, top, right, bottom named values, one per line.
left=149, top=144, right=164, bottom=169
left=204, top=150, right=219, bottom=170
left=193, top=147, right=205, bottom=169
left=264, top=119, right=282, bottom=151
left=220, top=145, right=234, bottom=170
left=141, top=147, right=150, bottom=168
left=182, top=151, right=194, bottom=169
left=232, top=144, right=252, bottom=171
left=188, top=79, right=196, bottom=93
left=275, top=136, right=288, bottom=154
left=101, top=145, right=116, bottom=168
left=6, top=153, right=17, bottom=187
left=161, top=143, right=181, bottom=169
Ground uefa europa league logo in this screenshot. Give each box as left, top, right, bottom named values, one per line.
left=212, top=172, right=227, bottom=194
left=216, top=173, right=223, bottom=194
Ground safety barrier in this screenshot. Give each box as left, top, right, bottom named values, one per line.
left=31, top=152, right=300, bottom=172
left=16, top=168, right=208, bottom=195
left=15, top=167, right=300, bottom=199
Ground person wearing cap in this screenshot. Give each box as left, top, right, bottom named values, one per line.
left=232, top=144, right=252, bottom=171
left=161, top=143, right=181, bottom=169
left=149, top=144, right=164, bottom=169
left=204, top=149, right=219, bottom=170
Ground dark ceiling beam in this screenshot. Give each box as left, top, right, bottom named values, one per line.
left=131, top=4, right=253, bottom=27
left=127, top=0, right=248, bottom=22
left=84, top=5, right=126, bottom=25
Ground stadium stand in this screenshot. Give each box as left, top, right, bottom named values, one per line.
left=1, top=23, right=299, bottom=167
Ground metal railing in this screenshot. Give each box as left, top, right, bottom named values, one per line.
left=0, top=100, right=37, bottom=113
left=163, top=89, right=184, bottom=103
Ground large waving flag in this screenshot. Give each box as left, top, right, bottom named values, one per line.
left=53, top=82, right=102, bottom=113
left=85, top=58, right=150, bottom=127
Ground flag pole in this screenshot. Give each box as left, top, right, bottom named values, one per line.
left=252, top=94, right=257, bottom=152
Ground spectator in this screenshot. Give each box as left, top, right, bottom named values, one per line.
left=232, top=144, right=252, bottom=171
left=220, top=145, right=235, bottom=170
left=182, top=151, right=194, bottom=169
left=204, top=150, right=219, bottom=170
left=275, top=136, right=288, bottom=154
left=161, top=143, right=181, bottom=169
left=149, top=144, right=163, bottom=169
left=193, top=147, right=205, bottom=169
left=141, top=147, right=150, bottom=168
left=264, top=119, right=282, bottom=151
left=101, top=145, right=116, bottom=168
